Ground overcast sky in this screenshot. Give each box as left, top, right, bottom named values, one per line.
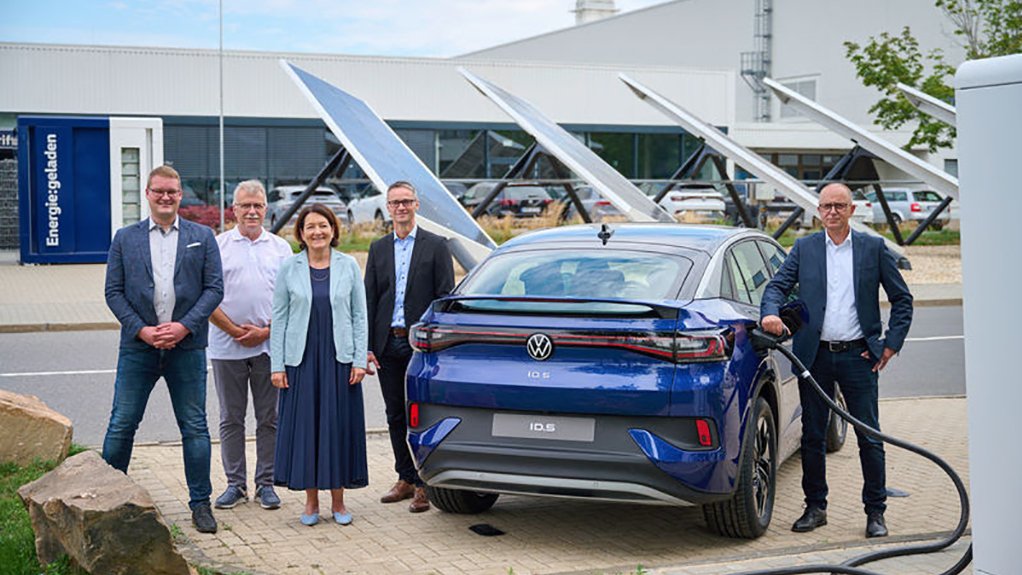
left=2, top=0, right=668, bottom=57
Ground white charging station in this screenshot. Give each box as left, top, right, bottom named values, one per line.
left=955, top=53, right=1022, bottom=575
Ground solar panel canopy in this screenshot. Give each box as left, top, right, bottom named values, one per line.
left=459, top=68, right=674, bottom=224
left=281, top=61, right=496, bottom=267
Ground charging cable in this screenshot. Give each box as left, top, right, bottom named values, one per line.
left=736, top=326, right=972, bottom=575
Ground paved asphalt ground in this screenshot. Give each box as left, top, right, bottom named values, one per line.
left=0, top=255, right=973, bottom=574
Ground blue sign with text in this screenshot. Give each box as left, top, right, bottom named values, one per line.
left=18, top=116, right=112, bottom=264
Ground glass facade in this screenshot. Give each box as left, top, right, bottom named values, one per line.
left=162, top=120, right=694, bottom=228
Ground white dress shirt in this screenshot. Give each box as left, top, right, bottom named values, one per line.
left=149, top=216, right=179, bottom=324
left=820, top=231, right=865, bottom=342
left=208, top=227, right=293, bottom=360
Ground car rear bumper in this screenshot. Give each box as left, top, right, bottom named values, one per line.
left=408, top=404, right=733, bottom=506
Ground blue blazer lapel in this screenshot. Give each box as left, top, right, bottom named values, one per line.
left=137, top=220, right=153, bottom=280
left=385, top=232, right=397, bottom=291
left=173, top=220, right=189, bottom=279
left=851, top=230, right=864, bottom=304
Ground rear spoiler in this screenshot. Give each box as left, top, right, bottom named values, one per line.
left=431, top=295, right=680, bottom=320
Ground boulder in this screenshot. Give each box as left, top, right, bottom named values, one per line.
left=0, top=389, right=72, bottom=465
left=17, top=450, right=191, bottom=575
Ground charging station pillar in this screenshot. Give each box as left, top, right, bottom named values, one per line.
left=955, top=54, right=1022, bottom=575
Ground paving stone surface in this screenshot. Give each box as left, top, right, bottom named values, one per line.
left=129, top=397, right=970, bottom=575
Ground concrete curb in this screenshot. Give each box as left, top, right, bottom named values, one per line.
left=0, top=321, right=120, bottom=333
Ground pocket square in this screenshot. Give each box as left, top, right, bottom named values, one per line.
left=186, top=242, right=201, bottom=248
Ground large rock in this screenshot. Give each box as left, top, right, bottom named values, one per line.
left=0, top=389, right=72, bottom=465
left=17, top=450, right=191, bottom=575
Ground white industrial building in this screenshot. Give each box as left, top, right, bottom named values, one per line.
left=0, top=0, right=963, bottom=198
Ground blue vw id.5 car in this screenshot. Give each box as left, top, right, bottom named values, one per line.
left=405, top=223, right=846, bottom=538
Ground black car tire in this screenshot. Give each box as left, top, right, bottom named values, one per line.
left=425, top=485, right=499, bottom=514
left=827, top=387, right=849, bottom=453
left=702, top=396, right=777, bottom=539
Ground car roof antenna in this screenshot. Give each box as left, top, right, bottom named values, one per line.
left=598, top=223, right=614, bottom=246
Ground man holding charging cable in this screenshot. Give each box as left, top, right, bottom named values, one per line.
left=761, top=182, right=913, bottom=539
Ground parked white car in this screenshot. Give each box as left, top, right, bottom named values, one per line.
left=266, top=186, right=347, bottom=228
left=867, top=188, right=952, bottom=230
left=653, top=184, right=727, bottom=222
left=346, top=186, right=391, bottom=226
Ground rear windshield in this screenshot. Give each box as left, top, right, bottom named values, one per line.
left=460, top=249, right=692, bottom=301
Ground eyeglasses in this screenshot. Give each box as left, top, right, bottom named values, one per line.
left=387, top=199, right=417, bottom=208
left=148, top=188, right=181, bottom=198
left=234, top=202, right=266, bottom=211
left=818, top=202, right=850, bottom=212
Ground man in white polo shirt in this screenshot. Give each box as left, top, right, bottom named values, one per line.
left=208, top=180, right=294, bottom=510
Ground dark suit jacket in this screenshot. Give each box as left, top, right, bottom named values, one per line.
left=761, top=230, right=913, bottom=369
left=105, top=217, right=224, bottom=350
left=364, top=227, right=454, bottom=356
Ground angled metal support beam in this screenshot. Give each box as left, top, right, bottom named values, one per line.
left=764, top=77, right=958, bottom=200
left=897, top=83, right=957, bottom=127
left=707, top=154, right=756, bottom=228
left=269, top=148, right=351, bottom=235
left=619, top=73, right=909, bottom=268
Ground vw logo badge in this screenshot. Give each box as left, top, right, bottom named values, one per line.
left=526, top=333, right=553, bottom=361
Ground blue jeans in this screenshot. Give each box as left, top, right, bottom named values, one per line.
left=799, top=345, right=886, bottom=515
left=102, top=347, right=212, bottom=509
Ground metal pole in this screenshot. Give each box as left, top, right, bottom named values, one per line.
left=218, top=0, right=225, bottom=233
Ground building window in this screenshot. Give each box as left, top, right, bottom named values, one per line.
left=779, top=77, right=818, bottom=120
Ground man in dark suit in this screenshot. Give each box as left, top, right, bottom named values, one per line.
left=103, top=165, right=224, bottom=533
left=365, top=181, right=454, bottom=513
left=761, top=182, right=912, bottom=538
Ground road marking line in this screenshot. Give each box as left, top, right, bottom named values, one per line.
left=0, top=365, right=215, bottom=378
left=0, top=369, right=116, bottom=377
left=905, top=335, right=963, bottom=342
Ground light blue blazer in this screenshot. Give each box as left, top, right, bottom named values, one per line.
left=270, top=250, right=368, bottom=373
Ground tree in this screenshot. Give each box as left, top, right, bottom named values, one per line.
left=844, top=0, right=1022, bottom=152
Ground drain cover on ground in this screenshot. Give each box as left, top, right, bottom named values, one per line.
left=469, top=523, right=505, bottom=536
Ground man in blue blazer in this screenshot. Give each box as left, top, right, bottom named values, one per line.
left=761, top=183, right=913, bottom=539
left=103, top=165, right=224, bottom=533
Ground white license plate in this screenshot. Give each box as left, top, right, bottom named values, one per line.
left=492, top=413, right=595, bottom=442
left=521, top=206, right=541, bottom=213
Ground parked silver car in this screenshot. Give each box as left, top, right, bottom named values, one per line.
left=561, top=185, right=625, bottom=222
left=867, top=188, right=951, bottom=230
left=266, top=185, right=348, bottom=228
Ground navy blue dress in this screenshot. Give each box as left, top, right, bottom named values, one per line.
left=274, top=265, right=368, bottom=490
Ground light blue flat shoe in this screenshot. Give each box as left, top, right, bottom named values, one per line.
left=300, top=513, right=319, bottom=526
left=333, top=511, right=353, bottom=525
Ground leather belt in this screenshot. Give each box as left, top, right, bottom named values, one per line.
left=390, top=327, right=408, bottom=338
left=820, top=338, right=867, bottom=353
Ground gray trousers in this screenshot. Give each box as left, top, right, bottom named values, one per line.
left=211, top=354, right=277, bottom=489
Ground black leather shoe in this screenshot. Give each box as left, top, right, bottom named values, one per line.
left=866, top=512, right=888, bottom=538
left=791, top=506, right=827, bottom=532
left=192, top=502, right=218, bottom=534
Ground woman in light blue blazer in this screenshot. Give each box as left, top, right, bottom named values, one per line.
left=270, top=204, right=368, bottom=527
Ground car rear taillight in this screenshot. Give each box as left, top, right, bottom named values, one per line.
left=669, top=193, right=684, bottom=202
left=499, top=198, right=517, bottom=207
left=696, top=419, right=713, bottom=447
left=595, top=200, right=612, bottom=206
left=675, top=331, right=729, bottom=362
left=910, top=202, right=922, bottom=212
left=410, top=324, right=729, bottom=363
left=865, top=202, right=872, bottom=208
left=409, top=402, right=420, bottom=428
